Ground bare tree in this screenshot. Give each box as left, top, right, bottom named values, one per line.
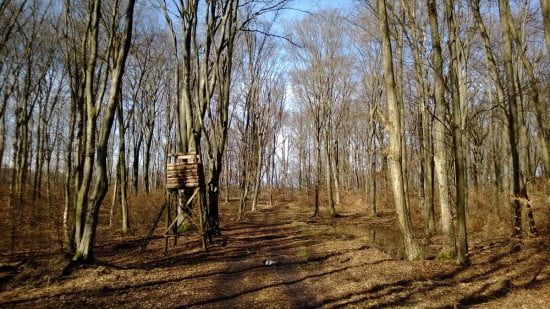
left=6, top=1, right=56, bottom=250
left=0, top=0, right=29, bottom=172
left=234, top=20, right=286, bottom=219
left=352, top=9, right=386, bottom=218
left=125, top=19, right=170, bottom=195
left=161, top=0, right=289, bottom=233
left=444, top=0, right=471, bottom=266
left=378, top=0, right=422, bottom=261
left=399, top=0, right=435, bottom=236
left=469, top=0, right=539, bottom=238
left=288, top=9, right=355, bottom=217
left=111, top=93, right=130, bottom=233
left=498, top=0, right=537, bottom=237
left=0, top=0, right=28, bottom=55
left=71, top=0, right=136, bottom=261
left=427, top=0, right=456, bottom=258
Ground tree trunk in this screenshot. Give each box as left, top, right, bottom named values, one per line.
left=367, top=106, right=378, bottom=218
left=237, top=177, right=249, bottom=221
left=62, top=1, right=83, bottom=251
left=470, top=0, right=509, bottom=215
left=445, top=0, right=470, bottom=266
left=251, top=138, right=264, bottom=212
left=401, top=0, right=435, bottom=236
left=116, top=101, right=130, bottom=233
left=331, top=140, right=342, bottom=207
left=369, top=159, right=377, bottom=217
left=143, top=127, right=154, bottom=194
left=542, top=0, right=550, bottom=56
left=269, top=134, right=277, bottom=207
left=428, top=0, right=456, bottom=258
left=313, top=121, right=321, bottom=217
left=132, top=136, right=142, bottom=192
left=224, top=153, right=230, bottom=203
left=325, top=124, right=337, bottom=217
left=499, top=0, right=535, bottom=237
left=73, top=0, right=101, bottom=249
left=206, top=155, right=223, bottom=234
left=507, top=2, right=548, bottom=231
left=73, top=0, right=136, bottom=261
left=0, top=114, right=5, bottom=172
left=110, top=175, right=118, bottom=227
left=63, top=103, right=76, bottom=251
left=378, top=0, right=421, bottom=261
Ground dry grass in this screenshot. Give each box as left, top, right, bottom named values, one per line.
left=0, top=185, right=549, bottom=308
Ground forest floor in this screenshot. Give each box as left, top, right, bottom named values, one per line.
left=1, top=188, right=550, bottom=308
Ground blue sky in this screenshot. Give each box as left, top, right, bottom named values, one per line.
left=280, top=0, right=354, bottom=21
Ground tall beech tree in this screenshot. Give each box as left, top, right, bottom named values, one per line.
left=427, top=0, right=456, bottom=258
left=498, top=0, right=537, bottom=237
left=399, top=0, right=435, bottom=236
left=377, top=0, right=422, bottom=261
left=444, top=0, right=471, bottom=266
left=69, top=0, right=136, bottom=261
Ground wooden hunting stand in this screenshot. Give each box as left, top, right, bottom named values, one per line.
left=141, top=153, right=208, bottom=253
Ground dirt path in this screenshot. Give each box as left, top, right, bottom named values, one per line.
left=1, top=199, right=549, bottom=308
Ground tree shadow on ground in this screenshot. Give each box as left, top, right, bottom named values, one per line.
left=1, top=200, right=549, bottom=308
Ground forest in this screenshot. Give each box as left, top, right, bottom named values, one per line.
left=1, top=0, right=550, bottom=307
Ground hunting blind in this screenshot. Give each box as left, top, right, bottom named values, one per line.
left=142, top=153, right=208, bottom=253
